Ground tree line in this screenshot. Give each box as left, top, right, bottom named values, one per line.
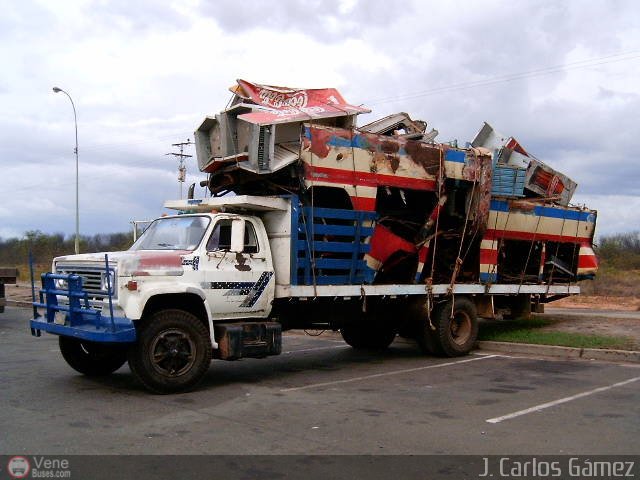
left=597, top=231, right=640, bottom=270
left=0, top=230, right=133, bottom=275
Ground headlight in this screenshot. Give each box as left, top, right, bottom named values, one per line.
left=101, top=271, right=116, bottom=293
left=54, top=278, right=68, bottom=290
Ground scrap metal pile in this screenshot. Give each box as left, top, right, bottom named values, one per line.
left=194, top=80, right=597, bottom=286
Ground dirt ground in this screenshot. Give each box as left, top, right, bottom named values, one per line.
left=6, top=282, right=36, bottom=304
left=554, top=294, right=640, bottom=311
left=6, top=282, right=640, bottom=350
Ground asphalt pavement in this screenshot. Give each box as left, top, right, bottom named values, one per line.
left=1, top=306, right=639, bottom=455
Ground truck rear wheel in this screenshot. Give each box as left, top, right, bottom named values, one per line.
left=59, top=337, right=127, bottom=376
left=418, top=297, right=478, bottom=357
left=128, top=309, right=212, bottom=394
left=340, top=311, right=396, bottom=350
left=341, top=323, right=396, bottom=350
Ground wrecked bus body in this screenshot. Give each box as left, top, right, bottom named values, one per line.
left=195, top=79, right=597, bottom=287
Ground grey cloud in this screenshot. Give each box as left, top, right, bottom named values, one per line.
left=197, top=0, right=406, bottom=42
left=0, top=0, right=55, bottom=41
left=87, top=0, right=190, bottom=33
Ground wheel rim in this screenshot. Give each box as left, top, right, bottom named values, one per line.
left=149, top=328, right=196, bottom=377
left=449, top=310, right=472, bottom=346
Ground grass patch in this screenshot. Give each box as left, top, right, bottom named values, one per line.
left=479, top=318, right=635, bottom=350
left=578, top=267, right=640, bottom=298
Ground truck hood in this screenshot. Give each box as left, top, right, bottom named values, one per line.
left=54, top=250, right=192, bottom=277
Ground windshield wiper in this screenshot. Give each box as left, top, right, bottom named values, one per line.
left=156, top=243, right=176, bottom=248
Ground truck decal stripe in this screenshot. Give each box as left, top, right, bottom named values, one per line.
left=210, top=272, right=274, bottom=308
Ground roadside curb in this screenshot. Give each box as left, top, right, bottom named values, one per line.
left=477, top=340, right=640, bottom=364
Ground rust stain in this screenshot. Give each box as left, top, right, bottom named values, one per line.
left=381, top=140, right=400, bottom=154
left=234, top=252, right=251, bottom=271
left=388, top=155, right=400, bottom=173
left=372, top=152, right=387, bottom=172
left=472, top=156, right=493, bottom=232
left=509, top=199, right=537, bottom=211
left=462, top=153, right=480, bottom=182
left=405, top=141, right=441, bottom=170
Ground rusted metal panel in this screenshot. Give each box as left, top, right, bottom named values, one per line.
left=300, top=124, right=441, bottom=196
left=525, top=159, right=578, bottom=206
left=472, top=121, right=578, bottom=205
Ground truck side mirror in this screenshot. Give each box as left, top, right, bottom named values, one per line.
left=230, top=219, right=245, bottom=253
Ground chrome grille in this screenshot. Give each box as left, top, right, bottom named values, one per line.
left=55, top=264, right=116, bottom=299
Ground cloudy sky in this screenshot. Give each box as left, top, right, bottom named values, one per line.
left=1, top=0, right=639, bottom=241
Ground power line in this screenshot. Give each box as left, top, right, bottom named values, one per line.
left=81, top=131, right=193, bottom=152
left=364, top=50, right=640, bottom=106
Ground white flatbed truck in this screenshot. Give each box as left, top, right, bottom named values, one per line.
left=30, top=195, right=579, bottom=393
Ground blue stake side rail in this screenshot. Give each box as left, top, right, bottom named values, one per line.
left=291, top=200, right=377, bottom=286
left=30, top=255, right=136, bottom=343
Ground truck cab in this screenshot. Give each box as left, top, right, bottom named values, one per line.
left=32, top=198, right=285, bottom=393
left=120, top=212, right=275, bottom=322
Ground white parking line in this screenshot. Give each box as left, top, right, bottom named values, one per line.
left=486, top=375, right=640, bottom=424
left=281, top=354, right=499, bottom=392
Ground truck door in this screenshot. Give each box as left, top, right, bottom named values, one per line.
left=202, top=217, right=274, bottom=319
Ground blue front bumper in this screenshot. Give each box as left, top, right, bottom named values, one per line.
left=31, top=271, right=137, bottom=343
left=30, top=314, right=136, bottom=343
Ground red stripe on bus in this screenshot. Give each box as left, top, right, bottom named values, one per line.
left=305, top=164, right=437, bottom=191
left=480, top=249, right=498, bottom=264
left=485, top=229, right=591, bottom=244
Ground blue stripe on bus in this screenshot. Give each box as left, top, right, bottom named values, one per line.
left=445, top=149, right=466, bottom=163
left=490, top=200, right=595, bottom=222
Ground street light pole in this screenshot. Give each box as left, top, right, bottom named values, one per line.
left=52, top=87, right=80, bottom=254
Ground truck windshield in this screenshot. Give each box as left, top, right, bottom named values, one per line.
left=129, top=216, right=210, bottom=251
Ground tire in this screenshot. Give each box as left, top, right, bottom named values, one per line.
left=410, top=297, right=442, bottom=355
left=340, top=311, right=396, bottom=350
left=59, top=337, right=127, bottom=376
left=417, top=319, right=444, bottom=356
left=418, top=297, right=478, bottom=357
left=128, top=309, right=212, bottom=394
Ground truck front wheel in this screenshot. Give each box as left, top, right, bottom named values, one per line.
left=59, top=337, right=127, bottom=376
left=418, top=297, right=478, bottom=357
left=128, top=309, right=212, bottom=394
